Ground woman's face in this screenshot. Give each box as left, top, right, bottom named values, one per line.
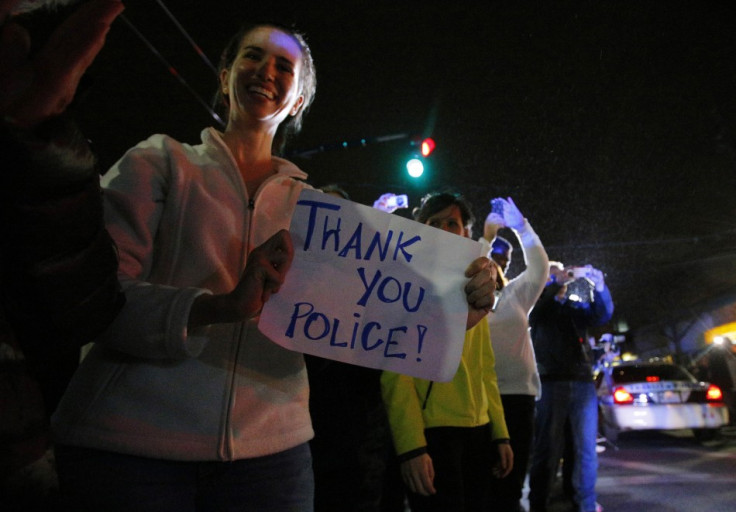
left=220, top=26, right=305, bottom=130
left=424, top=204, right=469, bottom=238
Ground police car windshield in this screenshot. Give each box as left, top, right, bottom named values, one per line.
left=611, top=365, right=694, bottom=384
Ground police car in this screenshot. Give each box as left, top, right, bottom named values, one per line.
left=596, top=360, right=729, bottom=442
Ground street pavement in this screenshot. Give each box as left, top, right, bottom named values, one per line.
left=520, top=427, right=736, bottom=512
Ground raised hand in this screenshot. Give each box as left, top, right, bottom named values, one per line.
left=500, top=197, right=525, bottom=231
left=585, top=265, right=606, bottom=292
left=484, top=196, right=526, bottom=240
left=0, top=0, right=124, bottom=128
left=483, top=198, right=505, bottom=241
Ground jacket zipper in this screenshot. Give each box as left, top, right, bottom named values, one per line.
left=222, top=173, right=286, bottom=459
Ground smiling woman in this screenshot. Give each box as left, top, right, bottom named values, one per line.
left=213, top=21, right=316, bottom=157
left=50, top=20, right=320, bottom=512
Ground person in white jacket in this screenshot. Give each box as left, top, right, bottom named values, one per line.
left=51, top=21, right=316, bottom=512
left=481, top=197, right=549, bottom=512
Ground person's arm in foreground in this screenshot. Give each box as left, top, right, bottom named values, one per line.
left=1, top=0, right=124, bottom=128
left=584, top=266, right=614, bottom=325
left=380, top=370, right=436, bottom=496
left=1, top=0, right=126, bottom=347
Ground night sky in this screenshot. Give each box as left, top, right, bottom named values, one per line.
left=36, top=1, right=736, bottom=341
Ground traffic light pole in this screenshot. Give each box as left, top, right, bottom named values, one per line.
left=288, top=133, right=411, bottom=158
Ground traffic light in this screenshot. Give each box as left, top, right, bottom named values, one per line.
left=406, top=137, right=436, bottom=178
left=420, top=137, right=436, bottom=157
left=406, top=157, right=425, bottom=178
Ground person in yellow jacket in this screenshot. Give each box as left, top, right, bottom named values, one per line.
left=381, top=191, right=513, bottom=512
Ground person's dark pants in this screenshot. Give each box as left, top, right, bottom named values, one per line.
left=55, top=443, right=314, bottom=512
left=307, top=359, right=405, bottom=512
left=486, top=394, right=536, bottom=511
left=406, top=424, right=495, bottom=512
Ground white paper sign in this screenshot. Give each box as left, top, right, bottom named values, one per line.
left=259, top=189, right=481, bottom=382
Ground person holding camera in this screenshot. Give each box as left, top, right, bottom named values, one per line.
left=480, top=197, right=549, bottom=512
left=527, top=262, right=613, bottom=512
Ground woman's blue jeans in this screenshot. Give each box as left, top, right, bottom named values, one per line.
left=528, top=380, right=598, bottom=512
left=55, top=443, right=314, bottom=512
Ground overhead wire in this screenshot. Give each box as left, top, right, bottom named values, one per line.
left=118, top=10, right=224, bottom=127
left=153, top=0, right=219, bottom=76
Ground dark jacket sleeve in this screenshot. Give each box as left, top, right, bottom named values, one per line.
left=1, top=115, right=125, bottom=363
left=587, top=285, right=614, bottom=327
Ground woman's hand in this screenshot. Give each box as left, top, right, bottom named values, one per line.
left=483, top=210, right=502, bottom=242
left=0, top=0, right=124, bottom=128
left=465, top=256, right=497, bottom=329
left=493, top=442, right=514, bottom=479
left=230, top=228, right=294, bottom=317
left=500, top=197, right=525, bottom=231
left=400, top=453, right=436, bottom=496
left=586, top=265, right=606, bottom=292
left=189, top=229, right=294, bottom=328
left=484, top=197, right=525, bottom=241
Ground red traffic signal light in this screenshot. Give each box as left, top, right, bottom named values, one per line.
left=410, top=136, right=436, bottom=157
left=420, top=137, right=436, bottom=157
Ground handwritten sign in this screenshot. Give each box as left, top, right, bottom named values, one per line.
left=259, top=189, right=481, bottom=381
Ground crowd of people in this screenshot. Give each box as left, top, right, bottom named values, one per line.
left=1, top=2, right=615, bottom=512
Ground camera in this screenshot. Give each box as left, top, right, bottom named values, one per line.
left=490, top=198, right=504, bottom=218
left=386, top=194, right=408, bottom=209
left=566, top=267, right=589, bottom=279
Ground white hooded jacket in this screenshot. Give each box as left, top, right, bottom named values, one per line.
left=52, top=128, right=314, bottom=460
